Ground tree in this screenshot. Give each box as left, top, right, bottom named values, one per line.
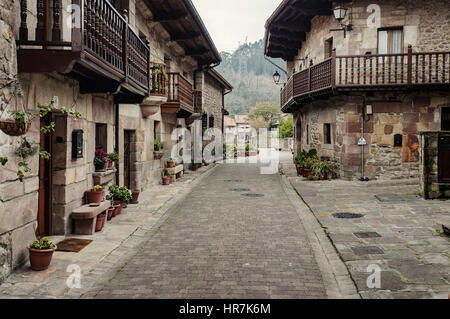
left=247, top=102, right=281, bottom=129
left=279, top=115, right=294, bottom=138
left=248, top=116, right=269, bottom=130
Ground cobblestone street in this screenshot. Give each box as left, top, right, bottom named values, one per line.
left=87, top=161, right=332, bottom=299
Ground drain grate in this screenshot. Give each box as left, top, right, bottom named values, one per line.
left=230, top=188, right=251, bottom=192
left=241, top=193, right=265, bottom=198
left=224, top=180, right=242, bottom=183
left=332, top=213, right=364, bottom=219
left=375, top=194, right=423, bottom=202
left=354, top=232, right=381, bottom=238
left=352, top=246, right=384, bottom=255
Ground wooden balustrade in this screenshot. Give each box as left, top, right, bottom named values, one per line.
left=281, top=46, right=450, bottom=110
left=193, top=89, right=202, bottom=113
left=167, top=73, right=194, bottom=112
left=150, top=63, right=167, bottom=96
left=18, top=0, right=150, bottom=91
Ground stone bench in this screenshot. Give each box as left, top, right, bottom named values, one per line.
left=72, top=201, right=110, bottom=235
left=167, top=164, right=184, bottom=180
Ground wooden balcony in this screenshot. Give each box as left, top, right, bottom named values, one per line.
left=161, top=73, right=195, bottom=118
left=17, top=0, right=150, bottom=103
left=281, top=46, right=450, bottom=112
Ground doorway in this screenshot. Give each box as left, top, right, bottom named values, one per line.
left=123, top=130, right=133, bottom=189
left=438, top=136, right=450, bottom=183
left=442, top=107, right=450, bottom=131
left=37, top=115, right=53, bottom=237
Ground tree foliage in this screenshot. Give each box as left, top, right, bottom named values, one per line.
left=247, top=102, right=281, bottom=129
left=279, top=115, right=294, bottom=138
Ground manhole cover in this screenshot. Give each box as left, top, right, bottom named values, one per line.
left=332, top=213, right=364, bottom=219
left=352, top=246, right=384, bottom=255
left=375, top=194, right=423, bottom=202
left=224, top=180, right=242, bottom=183
left=230, top=188, right=251, bottom=192
left=354, top=232, right=381, bottom=239
left=241, top=193, right=265, bottom=198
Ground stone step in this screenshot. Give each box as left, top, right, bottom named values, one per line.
left=280, top=163, right=298, bottom=177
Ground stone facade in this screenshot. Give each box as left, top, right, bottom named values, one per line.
left=0, top=0, right=230, bottom=284
left=287, top=0, right=450, bottom=180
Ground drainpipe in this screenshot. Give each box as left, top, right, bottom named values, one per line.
left=360, top=96, right=370, bottom=182
left=114, top=100, right=120, bottom=185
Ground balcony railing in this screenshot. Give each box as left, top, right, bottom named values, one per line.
left=280, top=46, right=450, bottom=110
left=166, top=73, right=195, bottom=113
left=193, top=90, right=202, bottom=113
left=18, top=0, right=150, bottom=95
left=150, top=63, right=168, bottom=96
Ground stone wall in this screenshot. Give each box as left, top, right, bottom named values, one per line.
left=203, top=74, right=224, bottom=130
left=294, top=92, right=449, bottom=180
left=419, top=131, right=450, bottom=199
left=287, top=0, right=450, bottom=76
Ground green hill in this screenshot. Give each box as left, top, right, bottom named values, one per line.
left=216, top=39, right=286, bottom=115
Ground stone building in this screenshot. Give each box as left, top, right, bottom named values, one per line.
left=0, top=0, right=230, bottom=283
left=264, top=0, right=450, bottom=180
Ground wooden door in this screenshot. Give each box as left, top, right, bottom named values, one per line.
left=438, top=136, right=450, bottom=183
left=37, top=115, right=53, bottom=237
left=123, top=130, right=131, bottom=189
left=442, top=107, right=450, bottom=131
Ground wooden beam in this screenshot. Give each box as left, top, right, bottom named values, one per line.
left=152, top=11, right=187, bottom=22
left=171, top=32, right=201, bottom=41
left=184, top=48, right=209, bottom=57
left=273, top=19, right=311, bottom=33
left=271, top=29, right=306, bottom=42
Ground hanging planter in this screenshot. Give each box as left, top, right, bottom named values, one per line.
left=0, top=120, right=31, bottom=136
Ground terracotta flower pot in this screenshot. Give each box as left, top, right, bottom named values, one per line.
left=28, top=246, right=57, bottom=271
left=107, top=206, right=116, bottom=220
left=86, top=190, right=104, bottom=204
left=113, top=201, right=123, bottom=216
left=167, top=161, right=175, bottom=168
left=162, top=176, right=171, bottom=185
left=303, top=169, right=312, bottom=178
left=95, top=213, right=107, bottom=232
left=131, top=190, right=140, bottom=204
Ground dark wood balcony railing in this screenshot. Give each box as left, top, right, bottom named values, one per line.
left=166, top=73, right=194, bottom=113
left=193, top=89, right=202, bottom=113
left=18, top=0, right=150, bottom=97
left=281, top=46, right=450, bottom=110
left=150, top=63, right=167, bottom=96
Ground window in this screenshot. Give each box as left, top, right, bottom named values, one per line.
left=378, top=28, right=403, bottom=62
left=325, top=38, right=333, bottom=58
left=154, top=121, right=161, bottom=140
left=95, top=123, right=107, bottom=150
left=306, top=124, right=310, bottom=145
left=209, top=115, right=215, bottom=128
left=442, top=107, right=450, bottom=131
left=394, top=134, right=403, bottom=147
left=324, top=123, right=332, bottom=144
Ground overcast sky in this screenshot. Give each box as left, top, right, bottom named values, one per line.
left=191, top=0, right=282, bottom=53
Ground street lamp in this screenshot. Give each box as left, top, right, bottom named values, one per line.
left=333, top=6, right=347, bottom=22
left=330, top=4, right=353, bottom=38
left=273, top=71, right=281, bottom=85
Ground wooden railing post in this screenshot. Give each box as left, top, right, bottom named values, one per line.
left=407, top=45, right=413, bottom=85
left=36, top=0, right=45, bottom=41
left=146, top=40, right=151, bottom=91
left=52, top=0, right=62, bottom=41
left=20, top=0, right=28, bottom=41
left=331, top=49, right=336, bottom=88
left=122, top=9, right=129, bottom=81
left=71, top=0, right=83, bottom=52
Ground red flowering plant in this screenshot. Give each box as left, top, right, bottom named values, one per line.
left=94, top=149, right=108, bottom=169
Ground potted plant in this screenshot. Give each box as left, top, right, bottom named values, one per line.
left=107, top=205, right=116, bottom=220
left=86, top=185, right=104, bottom=204
left=94, top=149, right=108, bottom=172
left=162, top=168, right=171, bottom=185
left=302, top=157, right=316, bottom=178
left=245, top=143, right=251, bottom=157
left=312, top=160, right=338, bottom=180
left=154, top=140, right=164, bottom=160
left=28, top=238, right=57, bottom=271
left=107, top=152, right=119, bottom=169
left=0, top=110, right=32, bottom=137
left=131, top=189, right=140, bottom=204
left=109, top=185, right=132, bottom=210
left=95, top=212, right=107, bottom=232
left=166, top=158, right=175, bottom=168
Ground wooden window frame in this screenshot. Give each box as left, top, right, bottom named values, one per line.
left=324, top=37, right=333, bottom=59
left=377, top=27, right=404, bottom=55
left=324, top=123, right=332, bottom=145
